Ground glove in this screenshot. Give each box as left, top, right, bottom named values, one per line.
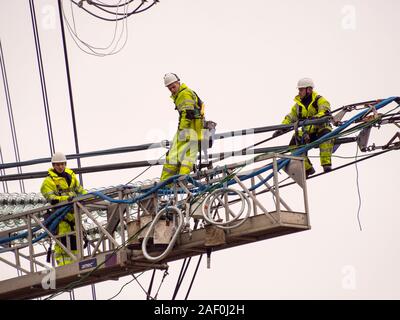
left=160, top=139, right=170, bottom=148
left=302, top=132, right=311, bottom=144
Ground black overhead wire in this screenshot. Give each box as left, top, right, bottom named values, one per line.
left=355, top=143, right=363, bottom=231
left=0, top=39, right=25, bottom=193
left=108, top=269, right=168, bottom=300
left=29, top=0, right=56, bottom=156
left=0, top=117, right=332, bottom=170
left=57, top=0, right=84, bottom=185
left=132, top=273, right=154, bottom=299
left=88, top=0, right=136, bottom=8
left=0, top=146, right=9, bottom=193
left=0, top=136, right=390, bottom=182
left=0, top=143, right=164, bottom=170
left=330, top=100, right=382, bottom=114
left=0, top=107, right=398, bottom=181
left=90, top=0, right=145, bottom=16
left=0, top=159, right=165, bottom=182
left=125, top=151, right=167, bottom=185
left=153, top=269, right=169, bottom=300
left=172, top=257, right=192, bottom=300
left=108, top=272, right=144, bottom=300
left=146, top=269, right=156, bottom=300
left=274, top=148, right=396, bottom=191
left=184, top=254, right=203, bottom=300
left=215, top=148, right=399, bottom=215
left=69, top=0, right=158, bottom=22
left=66, top=0, right=129, bottom=56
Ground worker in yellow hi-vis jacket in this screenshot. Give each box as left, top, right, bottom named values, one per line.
left=40, top=152, right=87, bottom=266
left=160, top=73, right=204, bottom=181
left=273, top=78, right=333, bottom=177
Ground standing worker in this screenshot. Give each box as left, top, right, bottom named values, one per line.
left=160, top=73, right=205, bottom=181
left=273, top=78, right=333, bottom=176
left=40, top=152, right=87, bottom=266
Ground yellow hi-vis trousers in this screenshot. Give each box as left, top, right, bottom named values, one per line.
left=289, top=129, right=334, bottom=171
left=54, top=212, right=78, bottom=266
left=161, top=129, right=199, bottom=181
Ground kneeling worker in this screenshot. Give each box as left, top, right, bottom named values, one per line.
left=273, top=78, right=333, bottom=176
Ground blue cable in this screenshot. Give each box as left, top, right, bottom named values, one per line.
left=244, top=96, right=399, bottom=190
left=1, top=98, right=397, bottom=246
left=88, top=97, right=400, bottom=201
left=0, top=205, right=72, bottom=245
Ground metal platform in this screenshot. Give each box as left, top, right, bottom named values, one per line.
left=0, top=210, right=308, bottom=300
left=0, top=154, right=310, bottom=299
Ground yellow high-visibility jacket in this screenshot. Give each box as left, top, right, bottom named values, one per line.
left=282, top=91, right=331, bottom=133
left=171, top=83, right=204, bottom=140
left=40, top=167, right=86, bottom=203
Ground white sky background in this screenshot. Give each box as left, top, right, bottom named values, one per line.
left=0, top=0, right=400, bottom=299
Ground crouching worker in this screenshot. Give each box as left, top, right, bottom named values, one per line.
left=40, top=152, right=87, bottom=266
left=273, top=78, right=333, bottom=177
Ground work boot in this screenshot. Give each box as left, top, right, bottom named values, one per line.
left=305, top=167, right=316, bottom=178
left=322, top=165, right=332, bottom=173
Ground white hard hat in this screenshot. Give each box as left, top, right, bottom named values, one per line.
left=297, top=77, right=315, bottom=89
left=164, top=73, right=180, bottom=87
left=51, top=152, right=67, bottom=164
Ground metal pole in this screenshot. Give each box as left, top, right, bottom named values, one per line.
left=57, top=0, right=83, bottom=185
left=272, top=156, right=281, bottom=221
left=86, top=242, right=97, bottom=300
left=301, top=158, right=311, bottom=227
left=26, top=216, right=34, bottom=273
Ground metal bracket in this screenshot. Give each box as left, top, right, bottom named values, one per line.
left=283, top=159, right=306, bottom=189
left=357, top=127, right=372, bottom=152
left=382, top=132, right=400, bottom=150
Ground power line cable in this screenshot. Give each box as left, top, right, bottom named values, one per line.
left=90, top=0, right=136, bottom=8
left=132, top=273, right=154, bottom=299
left=354, top=143, right=363, bottom=231
left=146, top=269, right=156, bottom=300
left=0, top=146, right=9, bottom=193
left=69, top=0, right=158, bottom=22
left=0, top=39, right=25, bottom=193
left=184, top=254, right=203, bottom=300
left=29, top=0, right=56, bottom=156
left=172, top=257, right=192, bottom=300
left=65, top=0, right=129, bottom=56
left=125, top=152, right=167, bottom=185
left=86, top=0, right=135, bottom=8
left=153, top=269, right=169, bottom=300
left=108, top=272, right=144, bottom=300
left=57, top=0, right=84, bottom=185
left=70, top=0, right=124, bottom=51
left=0, top=117, right=341, bottom=170
left=90, top=0, right=140, bottom=16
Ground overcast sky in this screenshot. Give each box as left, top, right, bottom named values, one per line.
left=1, top=0, right=400, bottom=299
